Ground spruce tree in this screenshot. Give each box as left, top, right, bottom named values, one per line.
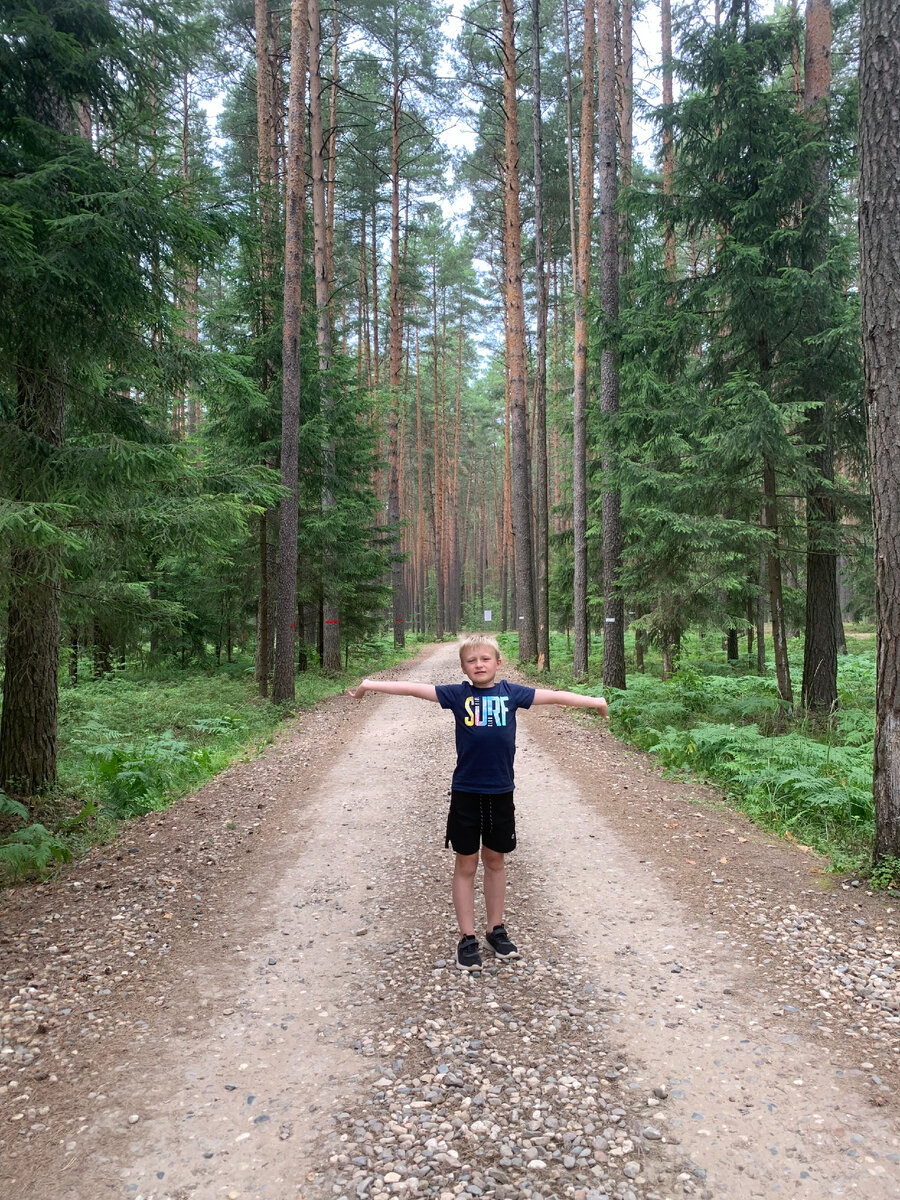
left=0, top=0, right=224, bottom=795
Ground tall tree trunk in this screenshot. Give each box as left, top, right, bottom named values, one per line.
left=598, top=0, right=626, bottom=689
left=801, top=0, right=837, bottom=714
left=791, top=0, right=803, bottom=109
left=763, top=459, right=793, bottom=709
left=757, top=551, right=767, bottom=676
left=451, top=314, right=465, bottom=632
left=572, top=0, right=595, bottom=678
left=326, top=1, right=338, bottom=301
left=273, top=0, right=308, bottom=703
left=860, top=0, right=900, bottom=859
left=563, top=0, right=578, bottom=280
left=727, top=627, right=739, bottom=661
left=387, top=14, right=405, bottom=647
left=835, top=572, right=847, bottom=654
left=180, top=72, right=200, bottom=437
left=532, top=0, right=550, bottom=672
left=431, top=260, right=445, bottom=638
left=617, top=0, right=633, bottom=259
left=268, top=6, right=284, bottom=194
left=309, top=0, right=340, bottom=670
left=371, top=204, right=380, bottom=391
left=360, top=210, right=372, bottom=388
left=254, top=0, right=278, bottom=696
left=502, top=322, right=517, bottom=632
left=255, top=0, right=277, bottom=298
left=256, top=514, right=271, bottom=695
left=0, top=369, right=65, bottom=795
left=661, top=0, right=677, bottom=282
left=500, top=1, right=538, bottom=662
left=414, top=303, right=427, bottom=635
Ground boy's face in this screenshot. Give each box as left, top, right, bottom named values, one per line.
left=461, top=646, right=501, bottom=688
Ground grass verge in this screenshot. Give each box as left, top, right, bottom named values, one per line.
left=1, top=635, right=422, bottom=882
left=500, top=629, right=877, bottom=877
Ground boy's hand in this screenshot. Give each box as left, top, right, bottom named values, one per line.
left=347, top=680, right=369, bottom=699
left=595, top=697, right=609, bottom=719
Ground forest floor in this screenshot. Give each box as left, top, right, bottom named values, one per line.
left=2, top=642, right=899, bottom=1200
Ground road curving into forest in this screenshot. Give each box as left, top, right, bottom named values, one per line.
left=2, top=642, right=899, bottom=1200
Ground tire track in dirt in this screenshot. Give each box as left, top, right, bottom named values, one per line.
left=3, top=643, right=899, bottom=1199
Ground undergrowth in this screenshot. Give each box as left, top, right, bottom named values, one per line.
left=501, top=628, right=878, bottom=873
left=1, top=636, right=420, bottom=881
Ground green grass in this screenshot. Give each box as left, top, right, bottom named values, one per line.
left=503, top=627, right=878, bottom=874
left=1, top=635, right=422, bottom=879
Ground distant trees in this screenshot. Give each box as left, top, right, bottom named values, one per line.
left=610, top=2, right=862, bottom=698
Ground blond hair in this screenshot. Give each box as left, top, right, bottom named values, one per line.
left=458, top=634, right=501, bottom=664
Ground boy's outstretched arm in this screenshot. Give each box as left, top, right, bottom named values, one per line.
left=347, top=679, right=439, bottom=702
left=531, top=688, right=608, bottom=718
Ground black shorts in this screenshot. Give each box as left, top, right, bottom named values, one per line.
left=445, top=790, right=516, bottom=856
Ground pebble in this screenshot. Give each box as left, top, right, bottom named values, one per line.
left=325, top=819, right=684, bottom=1200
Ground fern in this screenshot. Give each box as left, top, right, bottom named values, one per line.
left=634, top=720, right=873, bottom=837
left=0, top=791, right=29, bottom=823
left=191, top=715, right=244, bottom=736
left=0, top=791, right=71, bottom=879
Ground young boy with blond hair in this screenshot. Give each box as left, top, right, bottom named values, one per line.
left=348, top=635, right=608, bottom=971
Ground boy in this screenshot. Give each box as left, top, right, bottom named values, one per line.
left=348, top=635, right=608, bottom=972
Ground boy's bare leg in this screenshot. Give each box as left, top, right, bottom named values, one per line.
left=452, top=853, right=479, bottom=937
left=481, top=847, right=506, bottom=931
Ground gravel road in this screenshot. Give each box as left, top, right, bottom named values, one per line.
left=2, top=643, right=899, bottom=1200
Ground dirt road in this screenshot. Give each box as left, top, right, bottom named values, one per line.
left=2, top=643, right=899, bottom=1200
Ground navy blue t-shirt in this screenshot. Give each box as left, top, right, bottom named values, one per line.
left=435, top=679, right=536, bottom=794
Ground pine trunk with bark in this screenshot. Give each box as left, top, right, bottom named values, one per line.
left=431, top=261, right=445, bottom=638
left=309, top=0, right=341, bottom=671
left=532, top=0, right=550, bottom=672
left=800, top=0, right=837, bottom=714
left=254, top=0, right=279, bottom=696
left=617, top=0, right=633, bottom=259
left=572, top=0, right=595, bottom=678
left=860, top=0, right=900, bottom=859
left=387, top=15, right=405, bottom=647
left=273, top=0, right=308, bottom=703
left=598, top=0, right=626, bottom=689
left=500, top=1, right=537, bottom=662
left=0, top=369, right=65, bottom=796
left=0, top=74, right=79, bottom=795
left=414, top=306, right=427, bottom=636
left=757, top=552, right=767, bottom=676
left=763, top=460, right=794, bottom=709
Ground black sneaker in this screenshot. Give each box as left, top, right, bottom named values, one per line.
left=485, top=924, right=520, bottom=961
left=456, top=934, right=483, bottom=972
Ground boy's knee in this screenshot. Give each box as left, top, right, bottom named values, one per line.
left=481, top=847, right=505, bottom=871
left=454, top=852, right=479, bottom=877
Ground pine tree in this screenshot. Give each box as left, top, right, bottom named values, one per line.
left=273, top=0, right=308, bottom=703
left=860, top=0, right=900, bottom=859
left=500, top=0, right=538, bottom=663
left=572, top=0, right=595, bottom=678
